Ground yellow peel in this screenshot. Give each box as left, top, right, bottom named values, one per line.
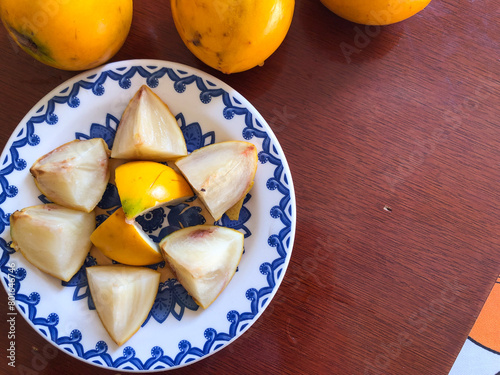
left=90, top=207, right=163, bottom=266
left=320, top=0, right=432, bottom=25
left=114, top=161, right=193, bottom=220
left=0, top=0, right=133, bottom=71
left=171, top=0, right=295, bottom=74
left=225, top=181, right=254, bottom=221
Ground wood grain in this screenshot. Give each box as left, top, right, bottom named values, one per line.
left=1, top=0, right=499, bottom=374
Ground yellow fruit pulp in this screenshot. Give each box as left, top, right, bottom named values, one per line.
left=115, top=161, right=193, bottom=220
left=320, top=0, right=432, bottom=25
left=171, top=0, right=295, bottom=74
left=90, top=207, right=163, bottom=266
left=0, top=0, right=133, bottom=70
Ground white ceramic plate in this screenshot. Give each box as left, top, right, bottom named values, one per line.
left=0, top=59, right=296, bottom=372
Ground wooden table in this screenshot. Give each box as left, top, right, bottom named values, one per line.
left=1, top=1, right=499, bottom=374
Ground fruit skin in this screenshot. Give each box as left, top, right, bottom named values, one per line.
left=320, top=0, right=432, bottom=25
left=10, top=203, right=95, bottom=282
left=171, top=0, right=295, bottom=74
left=114, top=161, right=193, bottom=220
left=0, top=0, right=133, bottom=71
left=86, top=265, right=160, bottom=346
left=90, top=207, right=163, bottom=266
left=225, top=181, right=254, bottom=221
left=160, top=225, right=244, bottom=309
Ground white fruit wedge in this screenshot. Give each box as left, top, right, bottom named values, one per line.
left=10, top=203, right=95, bottom=282
left=111, top=85, right=188, bottom=161
left=175, top=141, right=258, bottom=221
left=86, top=265, right=160, bottom=346
left=159, top=225, right=244, bottom=309
left=30, top=138, right=111, bottom=213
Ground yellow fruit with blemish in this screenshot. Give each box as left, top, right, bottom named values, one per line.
left=320, top=0, right=432, bottom=25
left=0, top=0, right=133, bottom=71
left=171, top=0, right=295, bottom=74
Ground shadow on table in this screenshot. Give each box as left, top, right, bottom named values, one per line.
left=296, top=0, right=405, bottom=65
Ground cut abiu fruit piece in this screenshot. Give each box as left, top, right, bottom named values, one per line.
left=175, top=141, right=258, bottom=221
left=30, top=138, right=111, bottom=213
left=86, top=265, right=160, bottom=346
left=114, top=161, right=193, bottom=221
left=90, top=207, right=163, bottom=266
left=10, top=203, right=95, bottom=282
left=159, top=225, right=244, bottom=309
left=111, top=85, right=188, bottom=161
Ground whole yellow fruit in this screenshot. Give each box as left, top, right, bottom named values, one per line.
left=171, top=0, right=295, bottom=74
left=320, top=0, right=432, bottom=25
left=0, top=0, right=133, bottom=71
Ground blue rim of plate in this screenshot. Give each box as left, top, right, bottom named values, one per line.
left=0, top=59, right=296, bottom=372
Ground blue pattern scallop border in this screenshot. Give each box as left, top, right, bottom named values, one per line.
left=0, top=63, right=294, bottom=371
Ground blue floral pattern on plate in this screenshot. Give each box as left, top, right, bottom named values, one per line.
left=0, top=60, right=296, bottom=371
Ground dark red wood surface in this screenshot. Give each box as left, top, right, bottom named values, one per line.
left=1, top=1, right=500, bottom=374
